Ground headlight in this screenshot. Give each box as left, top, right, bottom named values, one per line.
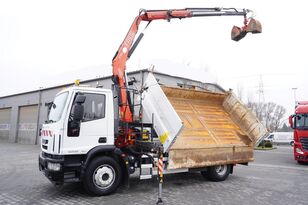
left=47, top=162, right=61, bottom=171
left=296, top=148, right=304, bottom=155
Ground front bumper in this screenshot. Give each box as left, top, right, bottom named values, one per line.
left=39, top=152, right=65, bottom=184
left=294, top=146, right=308, bottom=162
left=294, top=152, right=308, bottom=162
left=39, top=152, right=81, bottom=184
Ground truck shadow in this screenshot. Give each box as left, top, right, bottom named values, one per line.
left=50, top=172, right=211, bottom=197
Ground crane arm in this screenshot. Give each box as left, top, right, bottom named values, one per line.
left=112, top=7, right=261, bottom=125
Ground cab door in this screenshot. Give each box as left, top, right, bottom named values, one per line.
left=63, top=91, right=113, bottom=154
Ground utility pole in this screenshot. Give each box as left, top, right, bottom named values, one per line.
left=255, top=75, right=265, bottom=120
left=257, top=74, right=265, bottom=104
left=292, top=87, right=297, bottom=107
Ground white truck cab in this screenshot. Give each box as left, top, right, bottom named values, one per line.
left=39, top=86, right=122, bottom=194
left=40, top=87, right=114, bottom=155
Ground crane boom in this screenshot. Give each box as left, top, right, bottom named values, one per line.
left=111, top=7, right=261, bottom=147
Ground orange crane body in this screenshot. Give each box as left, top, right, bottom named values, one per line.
left=111, top=8, right=261, bottom=147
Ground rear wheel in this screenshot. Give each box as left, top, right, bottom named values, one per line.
left=83, top=156, right=122, bottom=196
left=201, top=164, right=231, bottom=181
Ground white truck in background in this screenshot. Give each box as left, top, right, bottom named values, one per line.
left=265, top=132, right=294, bottom=145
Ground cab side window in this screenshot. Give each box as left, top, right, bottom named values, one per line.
left=82, top=93, right=106, bottom=122
left=67, top=93, right=106, bottom=137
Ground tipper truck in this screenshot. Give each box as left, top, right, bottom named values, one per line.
left=38, top=7, right=264, bottom=198
left=289, top=101, right=308, bottom=163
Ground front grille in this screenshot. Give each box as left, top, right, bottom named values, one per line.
left=300, top=137, right=308, bottom=151
left=42, top=152, right=64, bottom=160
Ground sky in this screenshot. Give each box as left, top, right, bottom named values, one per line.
left=0, top=0, right=308, bottom=118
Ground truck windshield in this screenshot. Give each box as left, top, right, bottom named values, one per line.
left=47, top=92, right=69, bottom=123
left=295, top=114, right=308, bottom=130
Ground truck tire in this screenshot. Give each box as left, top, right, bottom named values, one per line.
left=83, top=156, right=122, bottom=196
left=201, top=164, right=231, bottom=182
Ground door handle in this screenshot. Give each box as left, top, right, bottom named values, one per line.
left=98, top=137, right=107, bottom=143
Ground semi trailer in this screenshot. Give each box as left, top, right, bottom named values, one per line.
left=38, top=7, right=264, bottom=197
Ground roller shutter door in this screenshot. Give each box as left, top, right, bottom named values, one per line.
left=0, top=108, right=11, bottom=141
left=17, top=105, right=38, bottom=144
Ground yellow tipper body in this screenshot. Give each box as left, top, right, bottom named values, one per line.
left=162, top=87, right=267, bottom=169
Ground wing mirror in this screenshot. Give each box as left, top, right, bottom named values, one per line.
left=72, top=95, right=86, bottom=121
left=72, top=104, right=84, bottom=121
left=289, top=115, right=295, bottom=129
left=231, top=18, right=262, bottom=41
left=75, top=95, right=86, bottom=104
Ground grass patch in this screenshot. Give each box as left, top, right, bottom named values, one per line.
left=254, top=146, right=277, bottom=150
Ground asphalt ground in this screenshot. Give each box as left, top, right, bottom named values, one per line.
left=0, top=141, right=307, bottom=205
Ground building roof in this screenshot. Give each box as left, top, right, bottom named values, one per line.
left=0, top=68, right=224, bottom=99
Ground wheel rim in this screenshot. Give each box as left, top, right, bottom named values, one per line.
left=215, top=165, right=227, bottom=176
left=93, top=164, right=116, bottom=190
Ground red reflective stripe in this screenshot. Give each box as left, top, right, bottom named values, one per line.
left=48, top=130, right=52, bottom=137
left=158, top=159, right=163, bottom=173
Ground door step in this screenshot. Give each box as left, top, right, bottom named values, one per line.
left=139, top=155, right=154, bottom=180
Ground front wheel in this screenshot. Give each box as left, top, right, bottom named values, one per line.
left=83, top=156, right=122, bottom=196
left=201, top=164, right=231, bottom=182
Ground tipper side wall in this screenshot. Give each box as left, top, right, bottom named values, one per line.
left=162, top=87, right=267, bottom=169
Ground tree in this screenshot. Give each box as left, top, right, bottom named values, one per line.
left=278, top=123, right=292, bottom=132
left=236, top=83, right=244, bottom=101
left=247, top=101, right=286, bottom=132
